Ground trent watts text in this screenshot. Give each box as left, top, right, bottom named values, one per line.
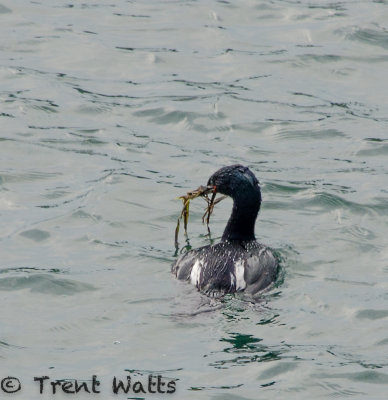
left=0, top=375, right=177, bottom=395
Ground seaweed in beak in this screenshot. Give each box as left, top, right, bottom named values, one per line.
left=175, top=185, right=226, bottom=247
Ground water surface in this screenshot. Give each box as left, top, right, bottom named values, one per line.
left=1, top=1, right=388, bottom=399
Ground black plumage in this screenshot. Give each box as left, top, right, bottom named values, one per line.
left=172, top=165, right=278, bottom=297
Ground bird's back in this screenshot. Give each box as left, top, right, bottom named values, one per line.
left=172, top=240, right=278, bottom=297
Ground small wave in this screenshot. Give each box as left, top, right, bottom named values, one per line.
left=317, top=380, right=364, bottom=397
left=266, top=191, right=387, bottom=217
left=321, top=370, right=388, bottom=384
left=0, top=340, right=24, bottom=350
left=357, top=143, right=388, bottom=157
left=0, top=4, right=12, bottom=14
left=356, top=309, right=388, bottom=320
left=257, top=361, right=298, bottom=380
left=19, top=229, right=50, bottom=242
left=348, top=27, right=388, bottom=50
left=265, top=182, right=309, bottom=194
left=0, top=273, right=96, bottom=295
left=37, top=188, right=92, bottom=209
left=299, top=192, right=386, bottom=216
left=274, top=128, right=346, bottom=141
left=0, top=171, right=61, bottom=184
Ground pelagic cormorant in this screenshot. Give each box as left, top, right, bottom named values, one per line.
left=172, top=164, right=278, bottom=297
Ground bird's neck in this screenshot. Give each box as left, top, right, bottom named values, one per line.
left=221, top=190, right=261, bottom=242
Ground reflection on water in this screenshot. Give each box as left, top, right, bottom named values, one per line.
left=214, top=333, right=282, bottom=368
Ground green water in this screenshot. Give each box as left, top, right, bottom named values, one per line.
left=1, top=1, right=387, bottom=399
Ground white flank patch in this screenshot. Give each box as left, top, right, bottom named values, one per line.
left=190, top=259, right=202, bottom=286
left=234, top=260, right=246, bottom=291
left=230, top=272, right=236, bottom=288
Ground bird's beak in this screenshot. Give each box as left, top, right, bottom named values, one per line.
left=183, top=185, right=216, bottom=200
left=207, top=185, right=217, bottom=194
